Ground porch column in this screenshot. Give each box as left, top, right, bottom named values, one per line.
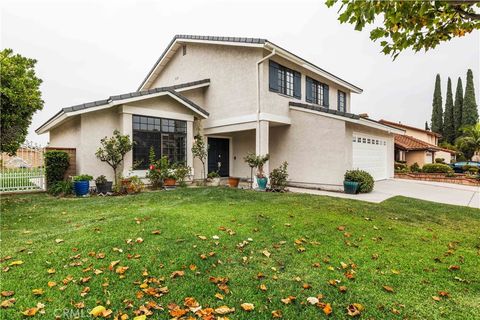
left=256, top=120, right=270, bottom=175
left=121, top=112, right=133, bottom=177
left=186, top=121, right=194, bottom=178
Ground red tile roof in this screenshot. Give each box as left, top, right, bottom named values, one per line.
left=394, top=135, right=440, bottom=151
left=379, top=119, right=442, bottom=137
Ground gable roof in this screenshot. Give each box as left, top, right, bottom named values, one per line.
left=138, top=35, right=363, bottom=94
left=289, top=101, right=405, bottom=134
left=379, top=119, right=442, bottom=137
left=395, top=134, right=440, bottom=151
left=36, top=79, right=210, bottom=134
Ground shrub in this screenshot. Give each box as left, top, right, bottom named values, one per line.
left=95, top=175, right=107, bottom=184
left=422, top=163, right=454, bottom=173
left=207, top=171, right=220, bottom=179
left=44, top=150, right=69, bottom=189
left=269, top=161, right=289, bottom=192
left=344, top=169, right=374, bottom=193
left=463, top=166, right=479, bottom=174
left=73, top=174, right=93, bottom=182
left=127, top=176, right=144, bottom=194
left=435, top=158, right=445, bottom=164
left=146, top=147, right=169, bottom=188
left=410, top=162, right=421, bottom=172
left=394, top=162, right=408, bottom=172
left=48, top=180, right=73, bottom=196
left=174, top=164, right=192, bottom=187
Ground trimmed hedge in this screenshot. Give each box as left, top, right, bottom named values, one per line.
left=44, top=150, right=69, bottom=189
left=344, top=169, right=374, bottom=193
left=422, top=163, right=454, bottom=173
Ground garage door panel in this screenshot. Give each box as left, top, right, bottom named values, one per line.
left=352, top=133, right=387, bottom=181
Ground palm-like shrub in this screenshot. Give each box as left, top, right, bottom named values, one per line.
left=455, top=123, right=480, bottom=160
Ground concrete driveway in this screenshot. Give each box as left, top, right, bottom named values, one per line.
left=290, top=179, right=480, bottom=209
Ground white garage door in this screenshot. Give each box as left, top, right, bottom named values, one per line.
left=352, top=133, right=388, bottom=181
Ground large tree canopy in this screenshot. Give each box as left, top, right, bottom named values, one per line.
left=0, top=49, right=44, bottom=155
left=326, top=0, right=480, bottom=59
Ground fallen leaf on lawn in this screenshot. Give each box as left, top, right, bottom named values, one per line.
left=9, top=260, right=23, bottom=266
left=215, top=293, right=224, bottom=300
left=47, top=281, right=57, bottom=288
left=340, top=262, right=348, bottom=269
left=189, top=264, right=197, bottom=271
left=241, top=303, right=254, bottom=311
left=90, top=305, right=106, bottom=317
left=171, top=270, right=185, bottom=278
left=1, top=291, right=14, bottom=297
left=438, top=291, right=449, bottom=297
left=133, top=316, right=147, bottom=320
left=115, top=266, right=129, bottom=274
left=262, top=250, right=271, bottom=258
left=151, top=230, right=161, bottom=235
left=337, top=226, right=345, bottom=231
left=281, top=296, right=296, bottom=304
left=302, top=283, right=311, bottom=289
left=214, top=305, right=235, bottom=315
left=22, top=307, right=38, bottom=316
left=198, top=235, right=207, bottom=240
left=272, top=310, right=283, bottom=318
left=323, top=303, right=332, bottom=315
left=1, top=298, right=15, bottom=308
left=383, top=285, right=394, bottom=293
left=307, top=297, right=319, bottom=305
left=96, top=253, right=106, bottom=259
left=328, top=279, right=340, bottom=286
left=448, top=265, right=460, bottom=271
left=347, top=303, right=364, bottom=317
left=55, top=239, right=64, bottom=244
left=391, top=269, right=400, bottom=275
left=260, top=284, right=267, bottom=291
left=136, top=237, right=144, bottom=243
left=371, top=254, right=379, bottom=260
left=108, top=260, right=120, bottom=271
left=339, top=286, right=348, bottom=293
left=47, top=268, right=56, bottom=274
left=74, top=302, right=85, bottom=309
left=80, top=287, right=90, bottom=297
left=32, top=288, right=44, bottom=295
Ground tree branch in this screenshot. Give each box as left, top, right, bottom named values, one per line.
left=452, top=5, right=480, bottom=20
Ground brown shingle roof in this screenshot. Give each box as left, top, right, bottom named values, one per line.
left=379, top=119, right=441, bottom=137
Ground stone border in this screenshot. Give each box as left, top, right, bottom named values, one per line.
left=394, top=173, right=480, bottom=186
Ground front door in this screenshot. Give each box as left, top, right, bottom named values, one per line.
left=208, top=138, right=230, bottom=177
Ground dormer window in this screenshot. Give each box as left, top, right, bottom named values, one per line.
left=269, top=60, right=301, bottom=99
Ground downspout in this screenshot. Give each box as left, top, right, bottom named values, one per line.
left=256, top=47, right=276, bottom=154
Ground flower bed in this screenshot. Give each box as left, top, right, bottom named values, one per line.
left=395, top=172, right=480, bottom=186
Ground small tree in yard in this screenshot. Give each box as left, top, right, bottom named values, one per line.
left=192, top=134, right=208, bottom=182
left=95, top=130, right=133, bottom=185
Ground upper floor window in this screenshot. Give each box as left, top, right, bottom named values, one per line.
left=306, top=76, right=329, bottom=107
left=338, top=90, right=346, bottom=112
left=269, top=60, right=301, bottom=99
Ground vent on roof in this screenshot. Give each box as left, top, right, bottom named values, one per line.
left=358, top=113, right=369, bottom=118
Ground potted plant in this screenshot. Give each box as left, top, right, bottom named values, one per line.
left=344, top=170, right=374, bottom=194
left=95, top=175, right=113, bottom=194
left=73, top=174, right=93, bottom=196
left=163, top=168, right=177, bottom=187
left=244, top=152, right=270, bottom=190
left=207, top=171, right=221, bottom=186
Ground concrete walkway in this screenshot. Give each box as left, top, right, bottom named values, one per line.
left=289, top=179, right=480, bottom=209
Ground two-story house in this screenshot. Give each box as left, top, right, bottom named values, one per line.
left=379, top=120, right=456, bottom=165
left=36, top=35, right=403, bottom=189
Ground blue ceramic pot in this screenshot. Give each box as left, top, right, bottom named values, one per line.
left=257, top=177, right=268, bottom=190
left=74, top=180, right=90, bottom=196
left=343, top=180, right=359, bottom=194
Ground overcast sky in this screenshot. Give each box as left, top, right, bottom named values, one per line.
left=2, top=0, right=479, bottom=145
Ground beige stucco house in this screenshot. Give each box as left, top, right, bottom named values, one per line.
left=379, top=120, right=456, bottom=166
left=36, top=35, right=403, bottom=189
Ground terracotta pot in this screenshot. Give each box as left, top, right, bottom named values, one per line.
left=164, top=178, right=176, bottom=187
left=228, top=177, right=240, bottom=188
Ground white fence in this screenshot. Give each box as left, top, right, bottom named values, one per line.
left=0, top=143, right=46, bottom=193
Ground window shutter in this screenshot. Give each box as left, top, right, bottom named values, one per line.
left=269, top=61, right=279, bottom=92
left=306, top=77, right=313, bottom=103
left=293, top=71, right=301, bottom=99
left=323, top=84, right=329, bottom=107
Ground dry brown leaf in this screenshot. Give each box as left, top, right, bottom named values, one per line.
left=32, top=288, right=44, bottom=295
left=272, top=310, right=283, bottom=318
left=339, top=286, right=348, bottom=293
left=47, top=281, right=56, bottom=288
left=22, top=307, right=38, bottom=316
left=170, top=270, right=185, bottom=278
left=215, top=293, right=224, bottom=300
left=1, top=291, right=14, bottom=297
left=432, top=296, right=441, bottom=301
left=240, top=303, right=254, bottom=311
left=383, top=285, right=394, bottom=293
left=1, top=298, right=15, bottom=308
left=347, top=303, right=364, bottom=317
left=262, top=250, right=271, bottom=258
left=115, top=266, right=129, bottom=274
left=323, top=303, right=332, bottom=315
left=259, top=284, right=267, bottom=291
left=214, top=305, right=235, bottom=315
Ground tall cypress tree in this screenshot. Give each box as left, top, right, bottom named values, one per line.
left=462, top=69, right=478, bottom=126
left=431, top=74, right=443, bottom=136
left=443, top=77, right=455, bottom=143
left=453, top=77, right=463, bottom=137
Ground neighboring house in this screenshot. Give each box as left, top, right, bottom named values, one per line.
left=379, top=120, right=456, bottom=165
left=36, top=35, right=403, bottom=189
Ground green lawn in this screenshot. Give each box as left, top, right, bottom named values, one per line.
left=1, top=188, right=479, bottom=319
